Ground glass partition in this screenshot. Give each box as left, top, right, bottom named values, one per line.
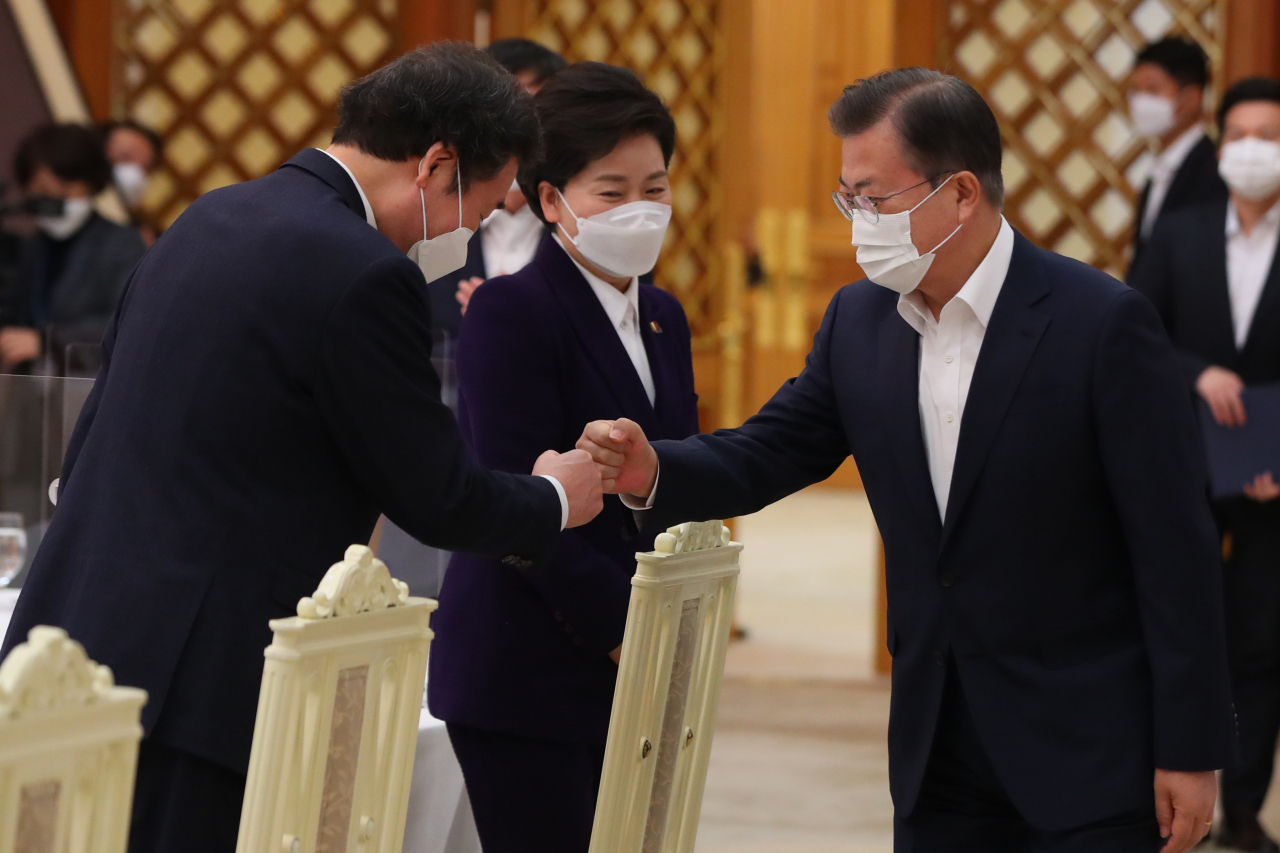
left=0, top=373, right=94, bottom=589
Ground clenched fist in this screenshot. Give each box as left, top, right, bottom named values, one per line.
left=532, top=448, right=603, bottom=528
left=576, top=418, right=658, bottom=498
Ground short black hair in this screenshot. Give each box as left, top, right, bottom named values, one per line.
left=99, top=119, right=164, bottom=158
left=332, top=41, right=539, bottom=192
left=828, top=67, right=1004, bottom=206
left=519, top=61, right=676, bottom=226
left=1135, top=37, right=1209, bottom=89
left=14, top=123, right=113, bottom=193
left=1218, top=77, right=1280, bottom=133
left=484, top=38, right=567, bottom=85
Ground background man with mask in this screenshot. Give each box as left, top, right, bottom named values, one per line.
left=1128, top=36, right=1227, bottom=271
left=578, top=67, right=1233, bottom=853
left=1, top=42, right=603, bottom=853
left=3, top=122, right=145, bottom=374
left=101, top=119, right=163, bottom=246
left=1130, top=76, right=1280, bottom=853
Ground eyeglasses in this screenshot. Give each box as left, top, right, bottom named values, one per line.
left=831, top=173, right=953, bottom=224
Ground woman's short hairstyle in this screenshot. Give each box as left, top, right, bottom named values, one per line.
left=14, top=123, right=114, bottom=194
left=99, top=119, right=165, bottom=159
left=485, top=38, right=567, bottom=85
left=332, top=41, right=539, bottom=192
left=1218, top=77, right=1280, bottom=133
left=519, top=61, right=676, bottom=225
left=829, top=67, right=1004, bottom=207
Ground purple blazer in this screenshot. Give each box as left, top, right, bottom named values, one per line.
left=428, top=235, right=700, bottom=744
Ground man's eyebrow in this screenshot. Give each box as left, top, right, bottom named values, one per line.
left=646, top=170, right=669, bottom=180
left=592, top=174, right=627, bottom=182
left=838, top=175, right=874, bottom=193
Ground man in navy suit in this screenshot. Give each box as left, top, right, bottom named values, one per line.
left=580, top=68, right=1233, bottom=853
left=1, top=44, right=602, bottom=853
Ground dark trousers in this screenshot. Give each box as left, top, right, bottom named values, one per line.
left=128, top=739, right=245, bottom=853
left=446, top=721, right=606, bottom=853
left=1220, top=499, right=1280, bottom=812
left=895, top=659, right=1162, bottom=853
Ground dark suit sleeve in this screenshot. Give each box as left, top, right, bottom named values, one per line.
left=457, top=280, right=633, bottom=656
left=644, top=292, right=852, bottom=530
left=1092, top=288, right=1234, bottom=770
left=1128, top=222, right=1211, bottom=388
left=314, top=256, right=561, bottom=564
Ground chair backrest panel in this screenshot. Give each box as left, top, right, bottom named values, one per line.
left=591, top=521, right=741, bottom=853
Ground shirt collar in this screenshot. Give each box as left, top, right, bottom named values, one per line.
left=481, top=202, right=540, bottom=235
left=897, top=216, right=1015, bottom=334
left=316, top=148, right=376, bottom=228
left=1226, top=197, right=1280, bottom=238
left=1152, top=124, right=1205, bottom=179
left=552, top=233, right=640, bottom=329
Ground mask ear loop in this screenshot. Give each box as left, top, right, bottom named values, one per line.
left=456, top=160, right=463, bottom=229
left=555, top=189, right=582, bottom=245
left=907, top=172, right=964, bottom=255
left=417, top=156, right=427, bottom=241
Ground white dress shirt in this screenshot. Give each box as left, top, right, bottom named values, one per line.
left=555, top=235, right=657, bottom=406
left=316, top=148, right=570, bottom=529
left=896, top=217, right=1015, bottom=517
left=1140, top=124, right=1205, bottom=239
left=317, top=149, right=376, bottom=227
left=480, top=203, right=543, bottom=277
left=1225, top=199, right=1280, bottom=350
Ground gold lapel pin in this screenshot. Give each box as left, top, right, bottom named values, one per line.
left=649, top=320, right=663, bottom=333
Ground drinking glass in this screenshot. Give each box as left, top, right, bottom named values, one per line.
left=0, top=513, right=27, bottom=587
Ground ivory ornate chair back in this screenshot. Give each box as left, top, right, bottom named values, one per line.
left=0, top=626, right=147, bottom=853
left=590, top=520, right=742, bottom=853
left=236, top=545, right=435, bottom=853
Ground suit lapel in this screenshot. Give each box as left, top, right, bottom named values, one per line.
left=879, top=309, right=943, bottom=541
left=1202, top=203, right=1240, bottom=359
left=941, top=233, right=1049, bottom=542
left=535, top=237, right=660, bottom=434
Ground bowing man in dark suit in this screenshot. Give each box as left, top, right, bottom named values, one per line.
left=1130, top=77, right=1280, bottom=853
left=1, top=45, right=603, bottom=853
left=428, top=63, right=699, bottom=853
left=580, top=68, right=1234, bottom=853
left=1128, top=37, right=1227, bottom=272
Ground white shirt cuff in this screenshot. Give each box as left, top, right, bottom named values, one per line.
left=538, top=474, right=569, bottom=530
left=618, top=464, right=659, bottom=511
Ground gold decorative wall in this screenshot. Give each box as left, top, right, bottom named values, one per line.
left=113, top=0, right=402, bottom=228
left=940, top=0, right=1226, bottom=276
left=521, top=0, right=724, bottom=340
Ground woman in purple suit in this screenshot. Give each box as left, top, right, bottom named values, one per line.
left=426, top=63, right=700, bottom=852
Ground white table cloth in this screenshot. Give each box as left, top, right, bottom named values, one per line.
left=0, top=589, right=481, bottom=853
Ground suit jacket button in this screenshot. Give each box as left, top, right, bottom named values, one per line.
left=939, top=571, right=955, bottom=588
left=933, top=651, right=946, bottom=667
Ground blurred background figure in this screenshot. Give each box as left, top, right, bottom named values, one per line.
left=2, top=123, right=144, bottom=376
left=1129, top=76, right=1280, bottom=853
left=429, top=61, right=698, bottom=853
left=100, top=119, right=163, bottom=245
left=428, top=37, right=568, bottom=346
left=1128, top=36, right=1227, bottom=270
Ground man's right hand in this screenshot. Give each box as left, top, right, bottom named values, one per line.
left=576, top=418, right=658, bottom=498
left=1197, top=365, right=1246, bottom=427
left=532, top=449, right=602, bottom=528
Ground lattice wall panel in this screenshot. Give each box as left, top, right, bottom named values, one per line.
left=113, top=0, right=401, bottom=229
left=941, top=0, right=1225, bottom=276
left=523, top=0, right=723, bottom=338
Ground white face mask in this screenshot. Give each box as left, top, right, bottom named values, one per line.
left=36, top=196, right=94, bottom=240
left=556, top=190, right=671, bottom=278
left=1129, top=92, right=1176, bottom=140
left=113, top=162, right=150, bottom=208
left=849, top=175, right=963, bottom=295
left=1219, top=137, right=1280, bottom=201
left=406, top=159, right=474, bottom=283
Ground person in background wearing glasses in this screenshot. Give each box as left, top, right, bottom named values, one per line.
left=1130, top=77, right=1280, bottom=853
left=576, top=67, right=1232, bottom=853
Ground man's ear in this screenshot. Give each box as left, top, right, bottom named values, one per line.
left=954, top=171, right=983, bottom=222
left=417, top=141, right=456, bottom=188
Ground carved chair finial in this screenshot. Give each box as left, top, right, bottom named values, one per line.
left=653, top=521, right=731, bottom=555
left=296, top=544, right=410, bottom=619
left=0, top=626, right=116, bottom=719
